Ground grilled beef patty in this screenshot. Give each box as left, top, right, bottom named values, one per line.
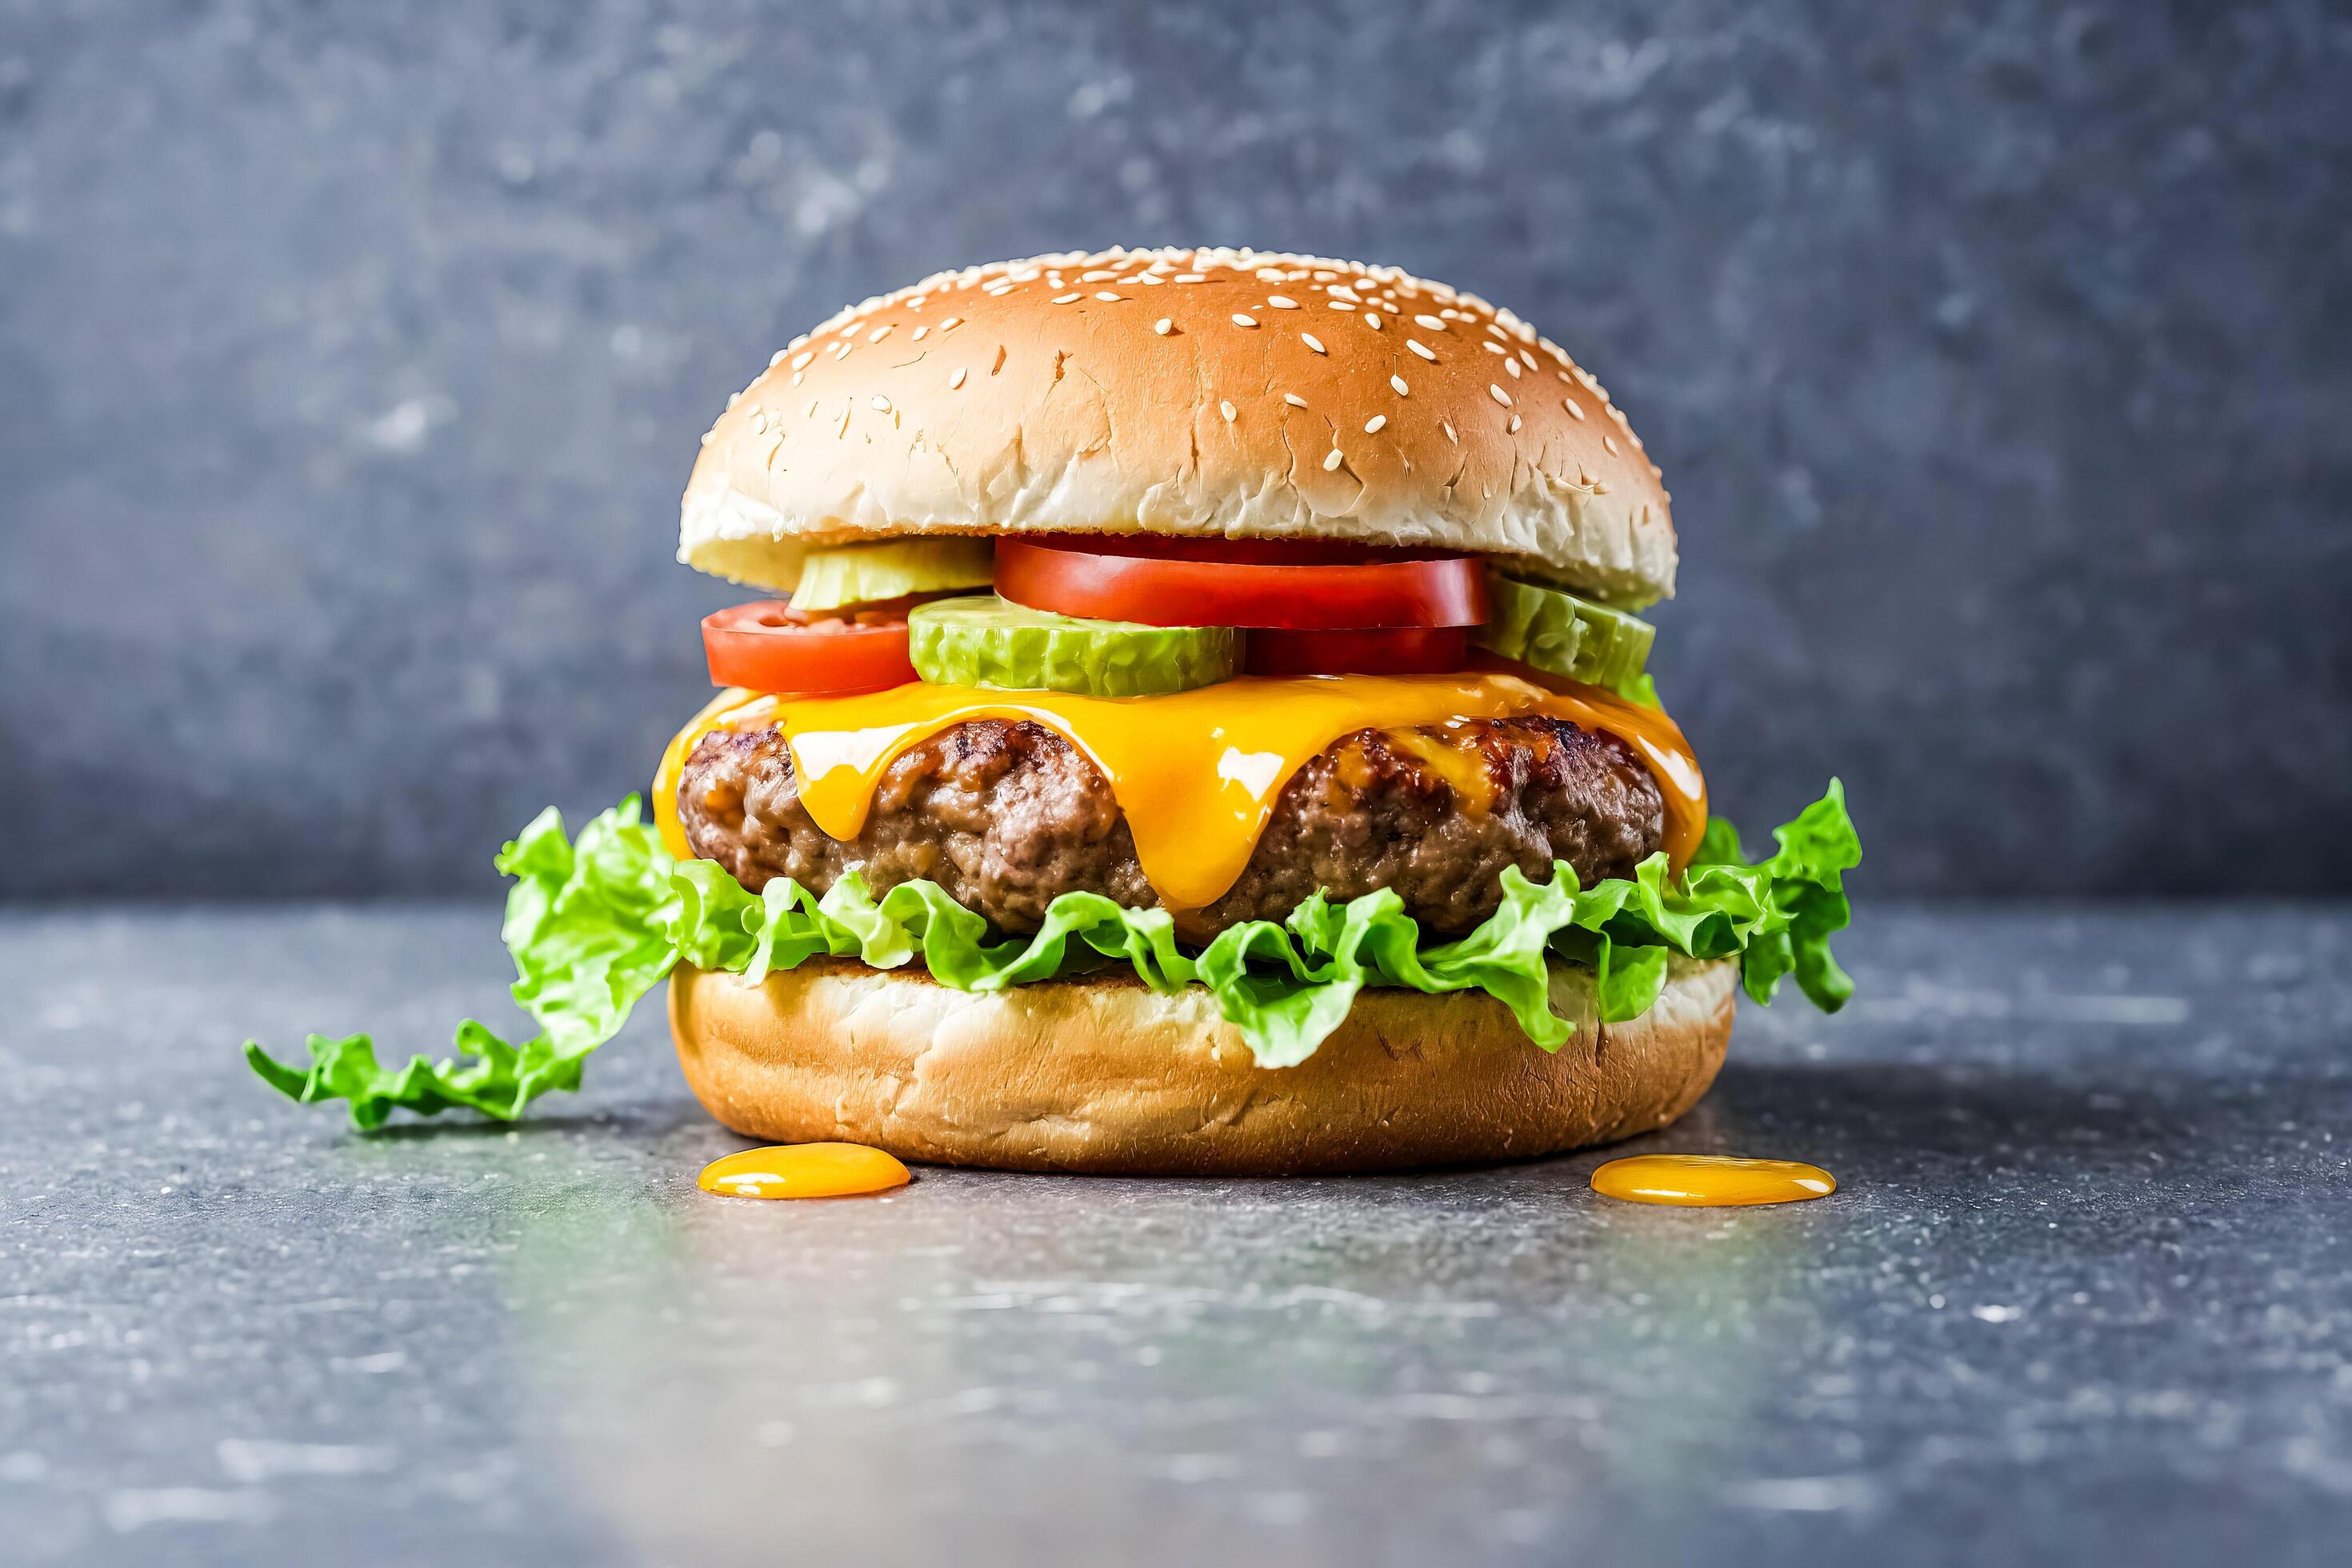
left=678, top=715, right=1663, bottom=942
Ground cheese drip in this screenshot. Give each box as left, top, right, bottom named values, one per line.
left=654, top=673, right=1705, bottom=912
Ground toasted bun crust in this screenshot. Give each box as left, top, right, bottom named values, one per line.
left=669, top=956, right=1734, bottom=1175
left=682, top=247, right=1677, bottom=606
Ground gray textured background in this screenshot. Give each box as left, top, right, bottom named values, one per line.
left=2, top=0, right=2346, bottom=900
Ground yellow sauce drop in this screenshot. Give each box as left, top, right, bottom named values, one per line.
left=654, top=671, right=1705, bottom=910
left=1590, top=1154, right=1837, bottom=1207
left=697, top=1143, right=912, bottom=1200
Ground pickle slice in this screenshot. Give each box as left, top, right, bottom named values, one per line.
left=908, top=596, right=1238, bottom=697
left=1473, top=574, right=1656, bottom=694
left=792, top=538, right=994, bottom=611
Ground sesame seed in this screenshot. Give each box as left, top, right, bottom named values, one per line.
left=1505, top=359, right=1521, bottom=378
left=1328, top=300, right=1354, bottom=310
left=1174, top=274, right=1206, bottom=283
left=1520, top=350, right=1539, bottom=370
left=1563, top=398, right=1586, bottom=420
left=790, top=371, right=803, bottom=386
left=1284, top=392, right=1308, bottom=406
left=1266, top=294, right=1298, bottom=309
left=1302, top=333, right=1327, bottom=354
left=1363, top=414, right=1386, bottom=434
left=1603, top=434, right=1619, bottom=454
left=1231, top=313, right=1258, bottom=328
left=1483, top=342, right=1507, bottom=355
left=1365, top=313, right=1384, bottom=330
left=911, top=326, right=929, bottom=341
left=750, top=411, right=768, bottom=433
left=1442, top=420, right=1458, bottom=443
left=727, top=392, right=741, bottom=407
left=700, top=430, right=713, bottom=445
left=1390, top=375, right=1410, bottom=396
left=1406, top=339, right=1437, bottom=361
left=871, top=396, right=891, bottom=411
left=792, top=352, right=814, bottom=370
left=1220, top=400, right=1237, bottom=422
left=1322, top=448, right=1343, bottom=471
left=940, top=317, right=962, bottom=331
left=1138, top=272, right=1165, bottom=285
left=1328, top=286, right=1361, bottom=302
left=770, top=350, right=789, bottom=368
left=1507, top=414, right=1522, bottom=433
left=1052, top=293, right=1081, bottom=304
left=1079, top=270, right=1116, bottom=282
left=1629, top=430, right=1645, bottom=450
left=1489, top=384, right=1513, bottom=406
left=1154, top=318, right=1173, bottom=335
left=1414, top=314, right=1446, bottom=330
left=789, top=334, right=810, bottom=350
left=950, top=367, right=968, bottom=389
left=1094, top=291, right=1123, bottom=302
left=1557, top=370, right=1572, bottom=382
left=870, top=325, right=892, bottom=342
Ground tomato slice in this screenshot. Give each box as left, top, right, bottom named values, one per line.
left=701, top=599, right=916, bottom=693
left=995, top=537, right=1487, bottom=630
left=1246, top=626, right=1472, bottom=677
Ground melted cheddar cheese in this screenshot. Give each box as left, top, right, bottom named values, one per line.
left=654, top=674, right=1705, bottom=912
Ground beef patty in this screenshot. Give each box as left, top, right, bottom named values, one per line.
left=677, top=715, right=1663, bottom=941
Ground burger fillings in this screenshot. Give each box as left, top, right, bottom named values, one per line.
left=250, top=247, right=1860, bottom=1174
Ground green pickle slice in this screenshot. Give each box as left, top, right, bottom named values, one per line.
left=1473, top=574, right=1657, bottom=694
left=909, top=596, right=1239, bottom=697
left=791, top=538, right=995, bottom=610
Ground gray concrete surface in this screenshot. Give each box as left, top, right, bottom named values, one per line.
left=3, top=2, right=2349, bottom=901
left=3, top=901, right=2348, bottom=1565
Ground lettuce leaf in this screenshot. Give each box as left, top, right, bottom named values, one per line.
left=247, top=783, right=1860, bottom=1126
left=243, top=800, right=682, bottom=1130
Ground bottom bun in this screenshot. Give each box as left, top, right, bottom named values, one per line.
left=670, top=957, right=1734, bottom=1175
left=670, top=955, right=1736, bottom=1176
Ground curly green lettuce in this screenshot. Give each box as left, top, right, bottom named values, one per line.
left=247, top=783, right=1859, bottom=1128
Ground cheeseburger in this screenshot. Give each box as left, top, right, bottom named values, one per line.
left=250, top=247, right=1860, bottom=1174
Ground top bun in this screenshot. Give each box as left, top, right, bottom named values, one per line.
left=681, top=247, right=1677, bottom=606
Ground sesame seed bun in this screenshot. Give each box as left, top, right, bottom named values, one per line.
left=667, top=954, right=1734, bottom=1175
left=681, top=247, right=1678, bottom=606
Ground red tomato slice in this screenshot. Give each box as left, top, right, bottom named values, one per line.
left=701, top=600, right=916, bottom=693
left=995, top=537, right=1487, bottom=630
left=1246, top=626, right=1472, bottom=677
